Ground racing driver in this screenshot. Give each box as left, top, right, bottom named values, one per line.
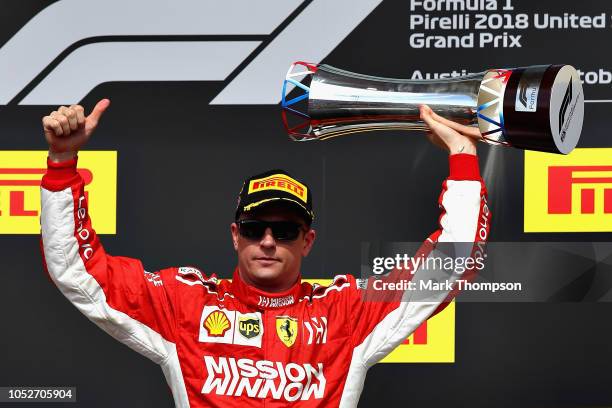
left=40, top=99, right=490, bottom=407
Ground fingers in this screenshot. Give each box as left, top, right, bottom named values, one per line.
left=430, top=109, right=481, bottom=138
left=50, top=110, right=70, bottom=136
left=423, top=105, right=481, bottom=139
left=44, top=104, right=86, bottom=138
left=419, top=105, right=450, bottom=136
left=42, top=115, right=63, bottom=137
left=58, top=105, right=78, bottom=131
left=87, top=98, right=110, bottom=127
left=71, top=104, right=86, bottom=127
left=42, top=100, right=107, bottom=143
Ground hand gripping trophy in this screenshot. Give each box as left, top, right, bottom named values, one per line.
left=281, top=62, right=584, bottom=154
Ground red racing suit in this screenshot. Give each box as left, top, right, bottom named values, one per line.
left=40, top=154, right=489, bottom=407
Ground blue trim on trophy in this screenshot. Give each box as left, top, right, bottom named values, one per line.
left=281, top=79, right=289, bottom=107
left=477, top=112, right=502, bottom=128
left=286, top=78, right=310, bottom=92
left=477, top=100, right=497, bottom=112
left=282, top=78, right=311, bottom=108
left=499, top=110, right=506, bottom=135
left=284, top=92, right=309, bottom=106
left=477, top=98, right=507, bottom=136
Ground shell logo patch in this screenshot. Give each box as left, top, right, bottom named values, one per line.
left=204, top=310, right=231, bottom=337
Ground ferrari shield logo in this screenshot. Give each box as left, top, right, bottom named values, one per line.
left=276, top=316, right=298, bottom=347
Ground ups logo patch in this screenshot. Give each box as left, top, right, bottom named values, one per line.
left=238, top=317, right=261, bottom=339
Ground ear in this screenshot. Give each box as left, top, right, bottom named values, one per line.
left=230, top=222, right=239, bottom=251
left=301, top=228, right=316, bottom=257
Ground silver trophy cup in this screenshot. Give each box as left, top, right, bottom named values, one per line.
left=281, top=62, right=584, bottom=154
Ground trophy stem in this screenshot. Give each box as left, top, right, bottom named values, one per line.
left=308, top=64, right=482, bottom=140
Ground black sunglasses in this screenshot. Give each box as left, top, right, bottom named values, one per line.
left=236, top=219, right=306, bottom=241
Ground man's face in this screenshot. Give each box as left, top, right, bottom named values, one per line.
left=231, top=203, right=315, bottom=291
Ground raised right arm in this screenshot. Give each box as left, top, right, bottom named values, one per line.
left=40, top=101, right=178, bottom=365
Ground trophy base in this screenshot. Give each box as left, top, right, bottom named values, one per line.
left=502, top=65, right=584, bottom=155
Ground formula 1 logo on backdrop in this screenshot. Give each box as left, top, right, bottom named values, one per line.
left=524, top=148, right=612, bottom=232
left=0, top=0, right=382, bottom=106
left=0, top=151, right=116, bottom=234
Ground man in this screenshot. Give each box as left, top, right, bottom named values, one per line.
left=40, top=99, right=489, bottom=407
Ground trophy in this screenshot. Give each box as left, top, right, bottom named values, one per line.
left=281, top=62, right=584, bottom=154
